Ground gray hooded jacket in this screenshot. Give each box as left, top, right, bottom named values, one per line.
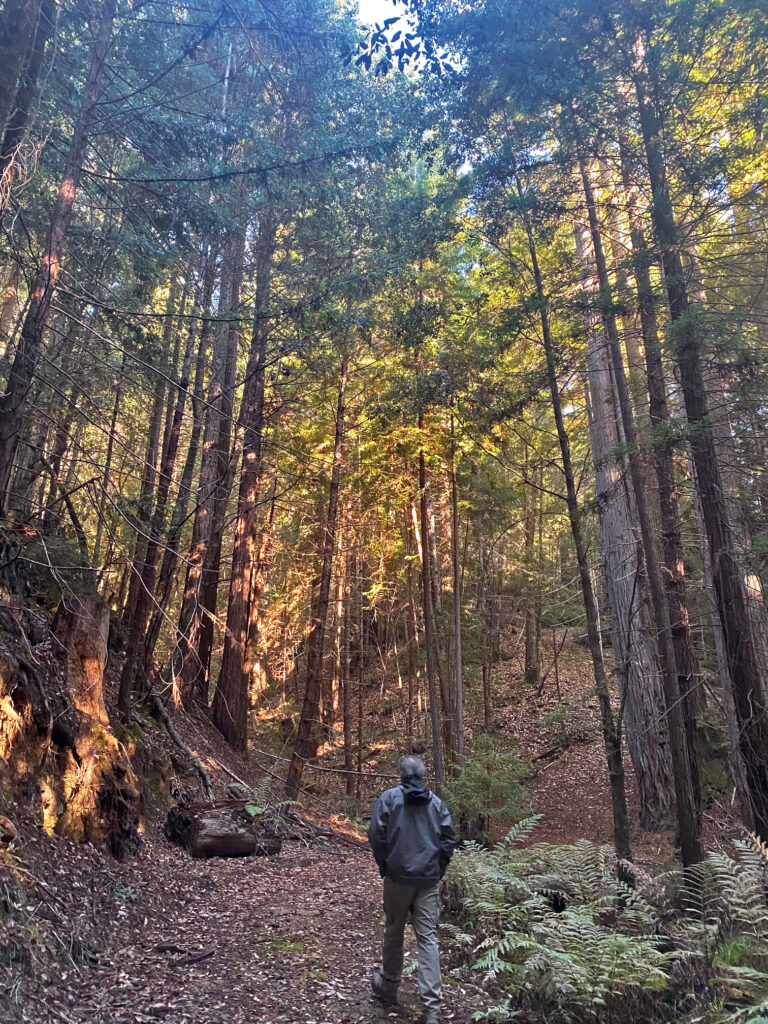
left=367, top=778, right=457, bottom=889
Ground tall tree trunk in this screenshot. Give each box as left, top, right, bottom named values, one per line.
left=576, top=217, right=674, bottom=830
left=93, top=350, right=126, bottom=573
left=146, top=247, right=216, bottom=663
left=0, top=0, right=116, bottom=510
left=212, top=215, right=276, bottom=749
left=172, top=231, right=243, bottom=709
left=450, top=413, right=464, bottom=764
left=195, top=231, right=246, bottom=697
left=478, top=534, right=493, bottom=732
left=518, top=178, right=632, bottom=862
left=404, top=510, right=417, bottom=752
left=284, top=353, right=348, bottom=799
left=619, top=135, right=704, bottom=766
left=0, top=0, right=42, bottom=140
left=522, top=440, right=542, bottom=689
left=0, top=0, right=54, bottom=216
left=0, top=263, right=18, bottom=356
left=118, top=283, right=178, bottom=717
left=343, top=548, right=354, bottom=796
left=418, top=411, right=444, bottom=791
left=576, top=146, right=701, bottom=864
left=632, top=56, right=768, bottom=841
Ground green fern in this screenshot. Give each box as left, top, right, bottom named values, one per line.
left=446, top=831, right=768, bottom=1023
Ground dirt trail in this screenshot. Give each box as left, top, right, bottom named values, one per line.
left=15, top=838, right=479, bottom=1024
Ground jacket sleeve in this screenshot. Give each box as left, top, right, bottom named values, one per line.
left=438, top=800, right=458, bottom=877
left=367, top=794, right=389, bottom=876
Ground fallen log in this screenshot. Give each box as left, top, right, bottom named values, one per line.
left=165, top=804, right=281, bottom=859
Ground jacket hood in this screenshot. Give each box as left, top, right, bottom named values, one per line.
left=401, top=777, right=431, bottom=805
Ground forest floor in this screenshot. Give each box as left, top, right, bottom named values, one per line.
left=2, top=624, right=736, bottom=1022
left=2, top=813, right=484, bottom=1024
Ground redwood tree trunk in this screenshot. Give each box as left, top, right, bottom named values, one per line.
left=172, top=230, right=244, bottom=708
left=576, top=146, right=701, bottom=864
left=619, top=136, right=704, bottom=789
left=0, top=0, right=54, bottom=216
left=0, top=0, right=42, bottom=141
left=0, top=0, right=116, bottom=510
left=519, top=182, right=631, bottom=862
left=632, top=59, right=768, bottom=841
left=284, top=353, right=348, bottom=800
left=577, top=217, right=674, bottom=830
left=212, top=214, right=277, bottom=749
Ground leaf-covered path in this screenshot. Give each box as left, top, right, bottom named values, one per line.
left=25, top=838, right=479, bottom=1024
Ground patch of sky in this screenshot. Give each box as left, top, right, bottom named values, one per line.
left=354, top=0, right=408, bottom=27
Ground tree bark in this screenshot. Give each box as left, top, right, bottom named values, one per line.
left=0, top=0, right=54, bottom=216
left=418, top=412, right=444, bottom=791
left=518, top=179, right=632, bottom=861
left=450, top=412, right=464, bottom=763
left=172, top=230, right=244, bottom=709
left=576, top=146, right=701, bottom=864
left=0, top=0, right=116, bottom=510
left=146, top=247, right=216, bottom=663
left=576, top=216, right=675, bottom=830
left=0, top=0, right=42, bottom=141
left=118, top=283, right=179, bottom=717
left=195, top=231, right=246, bottom=698
left=619, top=135, right=704, bottom=777
left=212, top=214, right=277, bottom=749
left=522, top=440, right=542, bottom=689
left=284, top=353, right=348, bottom=800
left=631, top=56, right=768, bottom=841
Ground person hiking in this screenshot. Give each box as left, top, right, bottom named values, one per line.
left=367, top=755, right=457, bottom=1024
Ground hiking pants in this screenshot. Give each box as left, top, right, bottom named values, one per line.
left=381, top=877, right=441, bottom=1015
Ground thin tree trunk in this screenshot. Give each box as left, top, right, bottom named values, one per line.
left=450, top=412, right=464, bottom=763
left=212, top=215, right=276, bottom=749
left=0, top=263, right=18, bottom=355
left=518, top=178, right=632, bottom=862
left=173, top=231, right=242, bottom=708
left=284, top=353, right=348, bottom=799
left=404, top=508, right=417, bottom=752
left=93, top=350, right=126, bottom=573
left=0, top=0, right=54, bottom=216
left=0, top=0, right=42, bottom=140
left=0, top=0, right=116, bottom=509
left=118, top=283, right=178, bottom=717
left=343, top=547, right=354, bottom=796
left=522, top=441, right=542, bottom=689
left=146, top=247, right=216, bottom=662
left=356, top=538, right=364, bottom=801
left=418, top=411, right=444, bottom=791
left=195, top=230, right=246, bottom=696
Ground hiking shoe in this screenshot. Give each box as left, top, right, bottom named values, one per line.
left=371, top=968, right=398, bottom=1005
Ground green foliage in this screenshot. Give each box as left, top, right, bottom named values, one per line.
left=446, top=826, right=768, bottom=1024
left=540, top=693, right=599, bottom=750
left=444, top=735, right=529, bottom=839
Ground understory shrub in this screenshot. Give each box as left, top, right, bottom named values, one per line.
left=443, top=734, right=529, bottom=842
left=445, top=819, right=768, bottom=1023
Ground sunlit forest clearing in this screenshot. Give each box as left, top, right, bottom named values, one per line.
left=1, top=1, right=767, bottom=1022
